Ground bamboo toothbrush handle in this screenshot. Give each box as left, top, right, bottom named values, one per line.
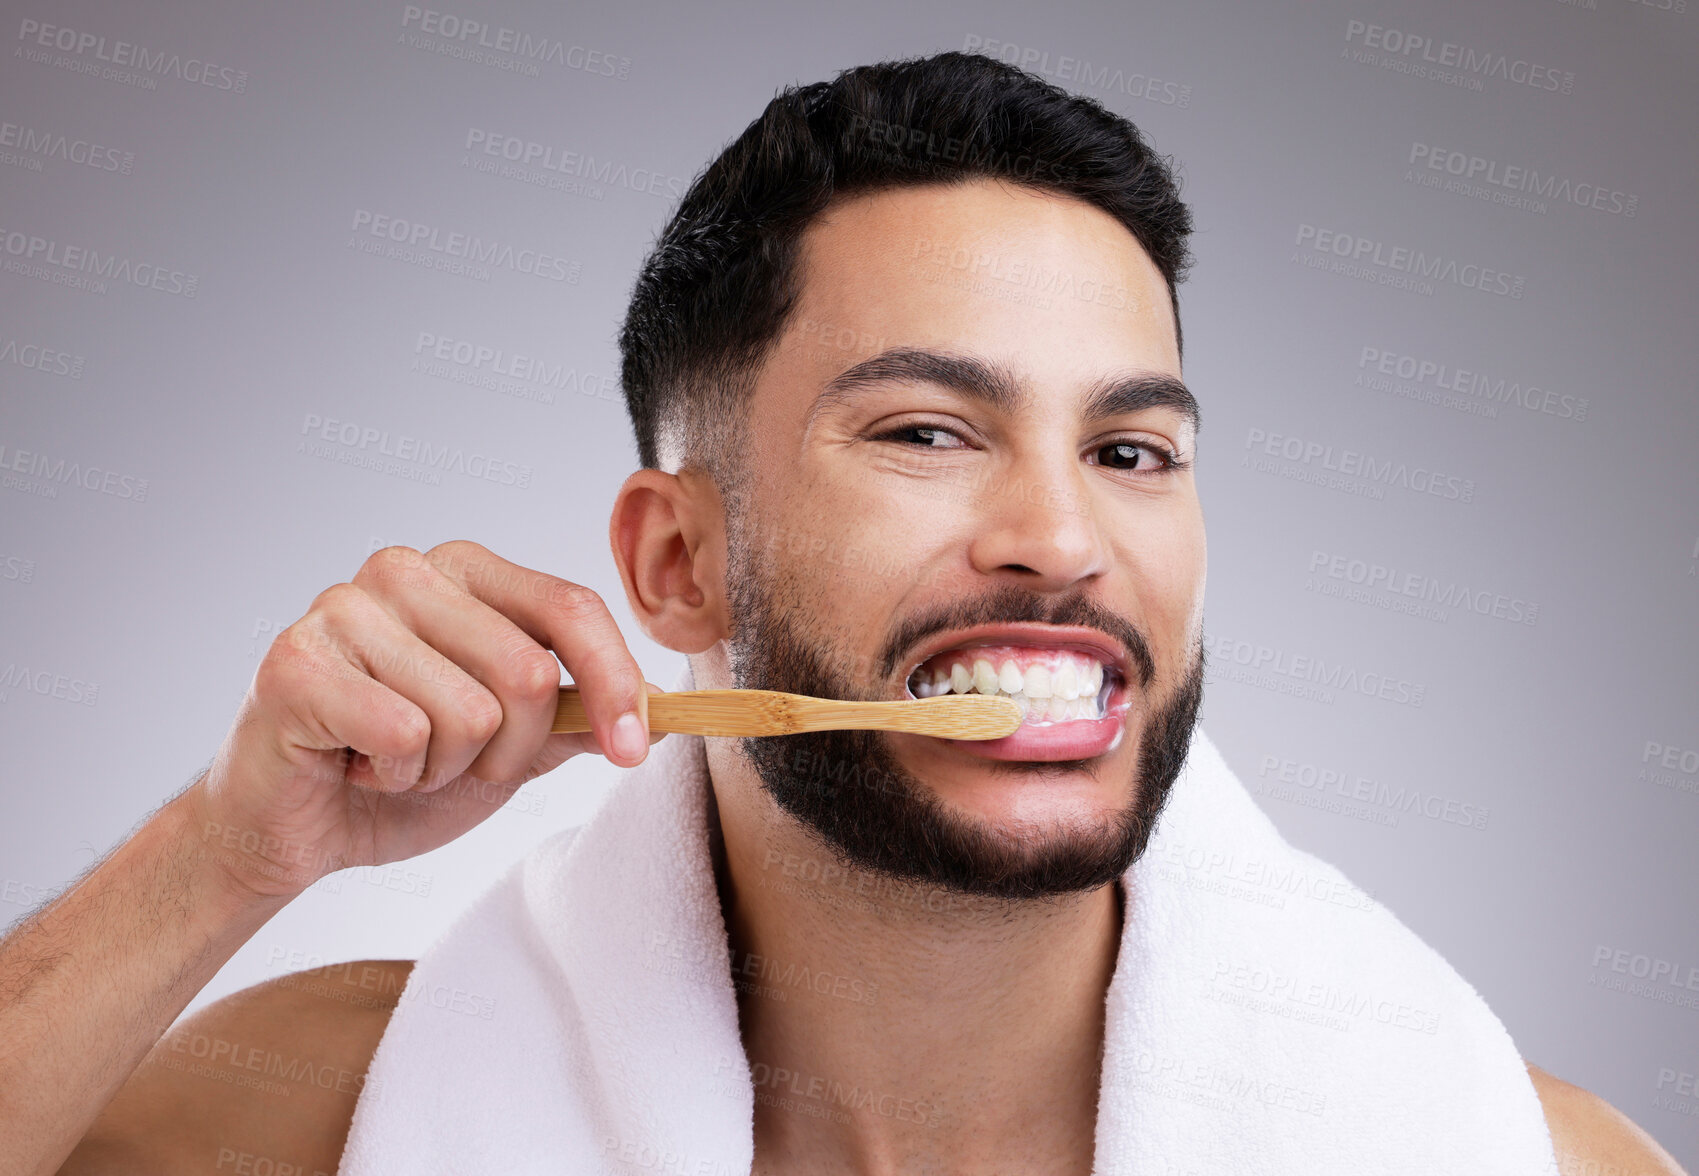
left=551, top=687, right=1021, bottom=741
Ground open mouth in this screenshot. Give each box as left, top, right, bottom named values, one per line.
left=904, top=643, right=1124, bottom=725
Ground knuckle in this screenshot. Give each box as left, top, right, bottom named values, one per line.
left=252, top=643, right=303, bottom=700
left=393, top=705, right=432, bottom=750
left=425, top=538, right=487, bottom=578
left=259, top=625, right=333, bottom=684
left=309, top=581, right=367, bottom=621
left=505, top=649, right=562, bottom=704
left=427, top=538, right=484, bottom=560
left=547, top=581, right=607, bottom=624
left=461, top=690, right=504, bottom=741
left=357, top=544, right=427, bottom=587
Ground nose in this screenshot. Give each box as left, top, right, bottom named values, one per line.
left=964, top=454, right=1110, bottom=590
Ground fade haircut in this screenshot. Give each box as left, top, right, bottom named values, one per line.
left=617, top=49, right=1195, bottom=486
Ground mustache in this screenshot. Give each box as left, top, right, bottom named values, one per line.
left=876, top=583, right=1156, bottom=690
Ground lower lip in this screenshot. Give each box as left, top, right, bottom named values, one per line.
left=924, top=686, right=1133, bottom=762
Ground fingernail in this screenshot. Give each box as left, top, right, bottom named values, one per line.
left=612, top=712, right=647, bottom=763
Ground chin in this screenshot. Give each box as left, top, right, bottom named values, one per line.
left=887, top=724, right=1143, bottom=830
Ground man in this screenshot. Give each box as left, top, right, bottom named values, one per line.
left=3, top=51, right=1685, bottom=1176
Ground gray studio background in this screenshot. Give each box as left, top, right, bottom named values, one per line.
left=2, top=0, right=1696, bottom=1162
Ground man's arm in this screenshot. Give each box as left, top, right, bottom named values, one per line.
left=0, top=541, right=657, bottom=1176
left=57, top=960, right=415, bottom=1175
left=1527, top=1060, right=1690, bottom=1176
left=0, top=788, right=293, bottom=1176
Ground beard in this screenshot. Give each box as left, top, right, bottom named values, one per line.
left=722, top=527, right=1206, bottom=903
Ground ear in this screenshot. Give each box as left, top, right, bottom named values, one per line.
left=609, top=468, right=730, bottom=654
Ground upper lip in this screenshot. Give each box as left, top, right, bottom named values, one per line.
left=898, top=623, right=1134, bottom=696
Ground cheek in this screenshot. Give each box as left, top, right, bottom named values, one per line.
left=1124, top=511, right=1206, bottom=639
left=769, top=479, right=947, bottom=601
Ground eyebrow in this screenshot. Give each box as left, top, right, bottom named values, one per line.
left=811, top=346, right=1200, bottom=436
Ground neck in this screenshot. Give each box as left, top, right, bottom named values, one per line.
left=706, top=749, right=1125, bottom=1176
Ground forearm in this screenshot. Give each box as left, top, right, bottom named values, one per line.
left=0, top=784, right=293, bottom=1176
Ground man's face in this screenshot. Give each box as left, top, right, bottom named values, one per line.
left=720, top=178, right=1206, bottom=900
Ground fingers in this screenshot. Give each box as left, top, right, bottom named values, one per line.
left=292, top=581, right=506, bottom=794
left=260, top=601, right=434, bottom=792
left=352, top=545, right=564, bottom=788
left=418, top=540, right=652, bottom=768
left=519, top=681, right=670, bottom=781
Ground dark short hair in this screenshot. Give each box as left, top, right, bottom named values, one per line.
left=618, top=49, right=1194, bottom=477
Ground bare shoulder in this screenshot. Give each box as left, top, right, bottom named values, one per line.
left=1526, top=1060, right=1691, bottom=1176
left=59, top=960, right=416, bottom=1176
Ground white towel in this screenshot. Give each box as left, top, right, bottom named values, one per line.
left=339, top=661, right=1558, bottom=1175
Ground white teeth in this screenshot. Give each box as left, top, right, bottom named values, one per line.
left=907, top=651, right=1113, bottom=722
left=998, top=659, right=1023, bottom=694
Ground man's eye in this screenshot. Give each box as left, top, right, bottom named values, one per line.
left=877, top=425, right=967, bottom=449
left=1093, top=441, right=1177, bottom=470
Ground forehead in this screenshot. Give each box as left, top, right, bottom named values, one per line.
left=783, top=178, right=1181, bottom=381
